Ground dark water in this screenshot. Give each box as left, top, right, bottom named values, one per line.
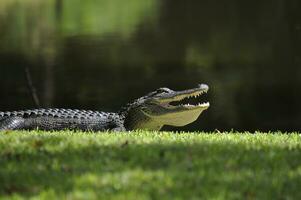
left=0, top=0, right=300, bottom=131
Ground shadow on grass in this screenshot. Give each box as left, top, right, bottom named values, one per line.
left=0, top=135, right=301, bottom=199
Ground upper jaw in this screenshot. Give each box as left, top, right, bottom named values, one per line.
left=156, top=84, right=210, bottom=109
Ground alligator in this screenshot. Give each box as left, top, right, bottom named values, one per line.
left=0, top=84, right=209, bottom=131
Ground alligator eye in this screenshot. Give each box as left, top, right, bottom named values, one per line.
left=156, top=88, right=171, bottom=93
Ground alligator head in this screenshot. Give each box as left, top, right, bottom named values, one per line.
left=122, top=84, right=210, bottom=130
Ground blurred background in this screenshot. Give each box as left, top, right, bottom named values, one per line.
left=0, top=0, right=300, bottom=132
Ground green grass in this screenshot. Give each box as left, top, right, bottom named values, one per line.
left=0, top=131, right=301, bottom=199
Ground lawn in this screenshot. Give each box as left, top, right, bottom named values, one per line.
left=0, top=131, right=301, bottom=199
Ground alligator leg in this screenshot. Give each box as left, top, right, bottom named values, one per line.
left=111, top=126, right=126, bottom=132
left=0, top=117, right=26, bottom=130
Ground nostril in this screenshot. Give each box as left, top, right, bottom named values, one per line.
left=198, top=84, right=209, bottom=91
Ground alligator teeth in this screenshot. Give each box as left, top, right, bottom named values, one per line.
left=199, top=102, right=210, bottom=107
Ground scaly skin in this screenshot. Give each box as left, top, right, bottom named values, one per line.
left=0, top=109, right=124, bottom=131
left=0, top=84, right=210, bottom=131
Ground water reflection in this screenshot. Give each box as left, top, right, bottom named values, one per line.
left=0, top=0, right=300, bottom=131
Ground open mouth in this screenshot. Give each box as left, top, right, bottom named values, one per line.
left=161, top=84, right=210, bottom=109
left=170, top=92, right=209, bottom=108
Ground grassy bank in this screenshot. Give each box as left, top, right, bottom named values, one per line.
left=0, top=131, right=301, bottom=199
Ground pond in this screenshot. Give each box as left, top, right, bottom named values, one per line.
left=0, top=0, right=300, bottom=131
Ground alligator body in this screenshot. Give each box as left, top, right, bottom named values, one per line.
left=0, top=84, right=210, bottom=131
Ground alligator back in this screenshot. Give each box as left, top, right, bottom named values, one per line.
left=0, top=108, right=110, bottom=119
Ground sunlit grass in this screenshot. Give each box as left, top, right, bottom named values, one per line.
left=0, top=131, right=301, bottom=199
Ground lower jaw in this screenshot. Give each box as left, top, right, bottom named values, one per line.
left=164, top=105, right=209, bottom=110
